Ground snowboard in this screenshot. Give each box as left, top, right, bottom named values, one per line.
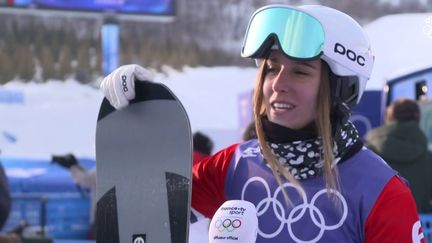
left=95, top=81, right=193, bottom=243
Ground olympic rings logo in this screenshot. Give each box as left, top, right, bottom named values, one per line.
left=241, top=177, right=348, bottom=242
left=214, top=218, right=242, bottom=232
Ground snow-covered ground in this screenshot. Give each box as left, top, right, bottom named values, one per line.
left=0, top=66, right=257, bottom=160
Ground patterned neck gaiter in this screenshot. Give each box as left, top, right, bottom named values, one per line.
left=262, top=118, right=359, bottom=180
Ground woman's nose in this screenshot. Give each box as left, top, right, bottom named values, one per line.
left=272, top=71, right=289, bottom=93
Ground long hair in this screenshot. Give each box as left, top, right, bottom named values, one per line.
left=253, top=59, right=340, bottom=202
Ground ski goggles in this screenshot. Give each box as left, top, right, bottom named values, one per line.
left=241, top=6, right=325, bottom=60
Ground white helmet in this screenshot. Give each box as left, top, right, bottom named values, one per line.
left=241, top=5, right=375, bottom=108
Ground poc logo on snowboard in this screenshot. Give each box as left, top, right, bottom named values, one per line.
left=132, top=234, right=146, bottom=243
left=334, top=42, right=365, bottom=66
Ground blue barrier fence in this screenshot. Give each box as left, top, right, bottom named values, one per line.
left=2, top=157, right=95, bottom=239
left=3, top=193, right=91, bottom=239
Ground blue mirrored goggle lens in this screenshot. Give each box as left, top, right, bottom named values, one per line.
left=241, top=7, right=325, bottom=59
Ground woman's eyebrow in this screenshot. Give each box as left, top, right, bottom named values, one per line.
left=294, top=61, right=318, bottom=70
left=266, top=58, right=318, bottom=70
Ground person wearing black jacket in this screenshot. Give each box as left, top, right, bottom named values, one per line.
left=0, top=161, right=11, bottom=230
left=52, top=154, right=96, bottom=239
left=366, top=98, right=432, bottom=213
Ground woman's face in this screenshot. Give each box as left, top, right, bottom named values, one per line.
left=263, top=51, right=322, bottom=130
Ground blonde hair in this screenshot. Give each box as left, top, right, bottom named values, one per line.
left=253, top=60, right=340, bottom=202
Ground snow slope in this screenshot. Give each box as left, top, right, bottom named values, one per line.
left=0, top=67, right=256, bottom=160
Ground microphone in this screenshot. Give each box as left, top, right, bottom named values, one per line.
left=209, top=200, right=258, bottom=243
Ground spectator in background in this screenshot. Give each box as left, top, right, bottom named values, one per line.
left=0, top=162, right=10, bottom=230
left=366, top=98, right=432, bottom=213
left=51, top=154, right=96, bottom=239
left=0, top=235, right=21, bottom=243
left=192, top=132, right=214, bottom=165
left=0, top=159, right=22, bottom=243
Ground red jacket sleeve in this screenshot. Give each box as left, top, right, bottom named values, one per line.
left=365, top=175, right=425, bottom=243
left=191, top=143, right=239, bottom=218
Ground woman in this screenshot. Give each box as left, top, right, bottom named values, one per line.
left=101, top=4, right=423, bottom=243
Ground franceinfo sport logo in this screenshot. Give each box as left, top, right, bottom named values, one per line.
left=423, top=16, right=432, bottom=38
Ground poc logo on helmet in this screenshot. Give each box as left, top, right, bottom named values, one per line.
left=334, top=43, right=365, bottom=66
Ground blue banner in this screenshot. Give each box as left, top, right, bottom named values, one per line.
left=2, top=0, right=175, bottom=15
left=0, top=88, right=24, bottom=104
left=101, top=23, right=119, bottom=76
left=351, top=90, right=384, bottom=138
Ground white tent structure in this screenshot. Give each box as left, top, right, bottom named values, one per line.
left=364, top=13, right=432, bottom=90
